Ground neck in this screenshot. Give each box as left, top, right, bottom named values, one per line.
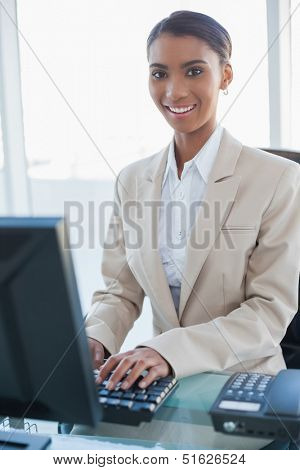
left=174, top=120, right=218, bottom=177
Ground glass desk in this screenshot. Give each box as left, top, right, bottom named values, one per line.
left=3, top=372, right=291, bottom=450
left=68, top=372, right=279, bottom=450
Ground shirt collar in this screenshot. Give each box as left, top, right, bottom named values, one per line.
left=162, top=123, right=224, bottom=187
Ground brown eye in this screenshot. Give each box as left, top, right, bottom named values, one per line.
left=187, top=68, right=203, bottom=76
left=151, top=70, right=166, bottom=79
left=151, top=68, right=203, bottom=79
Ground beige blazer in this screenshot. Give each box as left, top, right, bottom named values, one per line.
left=85, top=128, right=300, bottom=379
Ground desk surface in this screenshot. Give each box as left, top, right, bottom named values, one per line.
left=4, top=372, right=276, bottom=450
left=68, top=372, right=274, bottom=450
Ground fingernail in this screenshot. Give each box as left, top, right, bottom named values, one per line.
left=139, top=381, right=146, bottom=388
left=121, top=381, right=128, bottom=389
left=106, top=381, right=113, bottom=389
left=96, top=374, right=103, bottom=384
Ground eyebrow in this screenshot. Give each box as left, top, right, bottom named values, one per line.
left=149, top=59, right=208, bottom=69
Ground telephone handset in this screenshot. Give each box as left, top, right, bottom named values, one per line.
left=209, top=369, right=300, bottom=441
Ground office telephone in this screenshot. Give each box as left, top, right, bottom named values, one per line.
left=209, top=369, right=300, bottom=441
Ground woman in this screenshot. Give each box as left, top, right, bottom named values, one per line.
left=85, top=11, right=300, bottom=392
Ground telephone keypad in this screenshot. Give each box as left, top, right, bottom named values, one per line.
left=226, top=372, right=273, bottom=402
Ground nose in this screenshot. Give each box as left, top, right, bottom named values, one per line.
left=165, top=77, right=189, bottom=102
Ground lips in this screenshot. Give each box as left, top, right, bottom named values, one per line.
left=164, top=104, right=197, bottom=118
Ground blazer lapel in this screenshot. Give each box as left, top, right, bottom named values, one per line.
left=178, top=128, right=243, bottom=319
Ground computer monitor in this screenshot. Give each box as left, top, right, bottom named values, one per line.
left=0, top=217, right=101, bottom=425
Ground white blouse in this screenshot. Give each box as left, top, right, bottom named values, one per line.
left=158, top=123, right=224, bottom=315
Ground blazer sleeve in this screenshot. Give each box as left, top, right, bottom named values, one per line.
left=85, top=172, right=145, bottom=356
left=136, top=164, right=300, bottom=379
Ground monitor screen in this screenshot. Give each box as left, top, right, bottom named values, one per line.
left=0, top=217, right=101, bottom=425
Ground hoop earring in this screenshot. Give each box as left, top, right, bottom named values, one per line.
left=223, top=88, right=229, bottom=96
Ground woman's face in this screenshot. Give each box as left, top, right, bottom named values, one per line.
left=148, top=33, right=232, bottom=135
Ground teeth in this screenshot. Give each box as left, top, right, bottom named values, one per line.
left=168, top=105, right=195, bottom=113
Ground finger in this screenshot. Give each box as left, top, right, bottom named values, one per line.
left=95, top=364, right=104, bottom=383
left=93, top=348, right=104, bottom=369
left=106, top=356, right=136, bottom=389
left=120, top=358, right=153, bottom=390
left=95, top=354, right=124, bottom=384
left=138, top=365, right=167, bottom=388
left=96, top=358, right=110, bottom=378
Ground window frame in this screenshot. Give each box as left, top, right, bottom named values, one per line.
left=266, top=0, right=292, bottom=148
left=0, top=0, right=31, bottom=215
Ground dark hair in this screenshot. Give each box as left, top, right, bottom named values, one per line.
left=147, top=10, right=232, bottom=65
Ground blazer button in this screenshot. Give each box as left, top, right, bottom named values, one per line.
left=176, top=230, right=186, bottom=240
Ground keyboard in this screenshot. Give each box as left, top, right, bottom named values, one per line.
left=94, top=370, right=179, bottom=425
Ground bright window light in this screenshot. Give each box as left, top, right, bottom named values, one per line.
left=0, top=114, right=4, bottom=170
left=291, top=0, right=300, bottom=149
left=17, top=0, right=269, bottom=181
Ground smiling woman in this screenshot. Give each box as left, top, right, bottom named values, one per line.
left=85, top=11, right=300, bottom=401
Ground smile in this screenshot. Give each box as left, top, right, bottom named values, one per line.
left=165, top=104, right=197, bottom=117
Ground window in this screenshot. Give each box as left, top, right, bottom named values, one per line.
left=0, top=116, right=5, bottom=214
left=17, top=0, right=270, bottom=181
left=291, top=0, right=300, bottom=149
left=0, top=114, right=4, bottom=170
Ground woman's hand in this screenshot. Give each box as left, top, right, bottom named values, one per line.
left=95, top=347, right=172, bottom=390
left=88, top=337, right=106, bottom=369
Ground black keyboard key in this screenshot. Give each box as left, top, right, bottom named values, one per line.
left=147, top=386, right=166, bottom=393
left=106, top=398, right=121, bottom=406
left=160, top=384, right=172, bottom=391
left=110, top=391, right=123, bottom=398
left=99, top=389, right=110, bottom=396
left=131, top=402, right=156, bottom=413
left=135, top=394, right=148, bottom=401
left=157, top=379, right=172, bottom=386
left=146, top=389, right=162, bottom=396
left=123, top=392, right=135, bottom=400
left=123, top=387, right=134, bottom=393
left=147, top=395, right=162, bottom=404
left=146, top=389, right=166, bottom=398
left=119, top=399, right=134, bottom=408
left=132, top=389, right=145, bottom=395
